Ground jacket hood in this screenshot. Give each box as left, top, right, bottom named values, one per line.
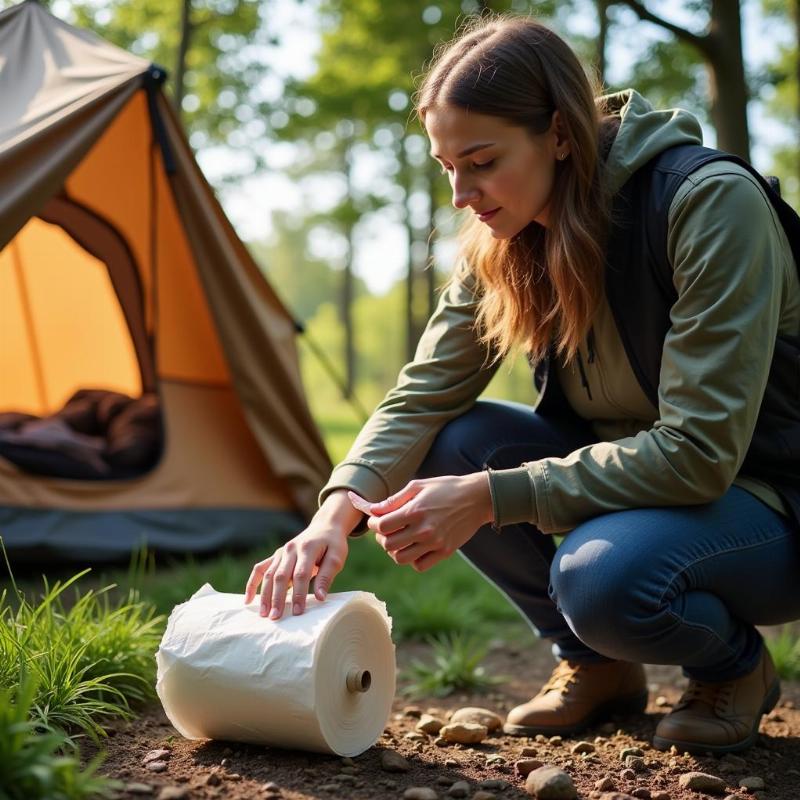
left=600, top=89, right=704, bottom=196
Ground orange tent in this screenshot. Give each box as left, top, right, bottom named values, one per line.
left=0, top=0, right=331, bottom=560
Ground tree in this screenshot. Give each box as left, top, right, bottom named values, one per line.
left=613, top=1, right=751, bottom=160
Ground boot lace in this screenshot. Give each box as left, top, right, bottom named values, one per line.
left=676, top=679, right=736, bottom=714
left=537, top=660, right=582, bottom=697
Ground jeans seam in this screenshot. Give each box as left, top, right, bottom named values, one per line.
left=657, top=529, right=790, bottom=656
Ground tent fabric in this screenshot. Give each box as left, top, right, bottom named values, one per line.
left=0, top=0, right=332, bottom=559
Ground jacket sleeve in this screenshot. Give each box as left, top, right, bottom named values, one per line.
left=488, top=165, right=794, bottom=533
left=318, top=263, right=500, bottom=531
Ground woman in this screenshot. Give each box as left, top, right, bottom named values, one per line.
left=244, top=15, right=800, bottom=754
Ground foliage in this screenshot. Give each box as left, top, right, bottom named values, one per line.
left=766, top=625, right=800, bottom=681
left=0, top=557, right=163, bottom=741
left=401, top=631, right=506, bottom=697
left=0, top=674, right=118, bottom=800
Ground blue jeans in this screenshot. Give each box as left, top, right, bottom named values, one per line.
left=415, top=399, right=800, bottom=681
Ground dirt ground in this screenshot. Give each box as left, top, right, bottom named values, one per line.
left=90, top=638, right=800, bottom=800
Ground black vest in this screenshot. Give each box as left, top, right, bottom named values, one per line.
left=533, top=144, right=800, bottom=523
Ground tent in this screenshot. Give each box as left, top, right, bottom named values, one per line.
left=0, top=0, right=332, bottom=560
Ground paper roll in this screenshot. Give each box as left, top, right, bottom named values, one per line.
left=155, top=584, right=396, bottom=756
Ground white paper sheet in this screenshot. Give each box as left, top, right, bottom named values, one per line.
left=156, top=584, right=396, bottom=756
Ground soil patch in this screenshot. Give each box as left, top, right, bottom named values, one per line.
left=89, top=638, right=800, bottom=800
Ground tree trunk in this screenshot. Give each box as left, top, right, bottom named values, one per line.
left=424, top=163, right=437, bottom=321
left=398, top=140, right=417, bottom=363
left=174, top=0, right=192, bottom=114
left=706, top=0, right=750, bottom=160
left=596, top=0, right=609, bottom=86
left=796, top=0, right=800, bottom=188
left=342, top=144, right=356, bottom=399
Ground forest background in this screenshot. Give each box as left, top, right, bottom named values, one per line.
left=2, top=0, right=795, bottom=448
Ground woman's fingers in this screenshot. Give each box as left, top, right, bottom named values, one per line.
left=314, top=542, right=347, bottom=601
left=245, top=556, right=272, bottom=604
left=413, top=549, right=445, bottom=572
left=268, top=547, right=298, bottom=619
left=290, top=546, right=319, bottom=615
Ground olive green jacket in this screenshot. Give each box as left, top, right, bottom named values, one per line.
left=319, top=90, right=800, bottom=534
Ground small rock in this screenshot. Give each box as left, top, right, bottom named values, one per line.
left=418, top=714, right=445, bottom=735
left=624, top=756, right=645, bottom=772
left=549, top=736, right=563, bottom=746
left=479, top=780, right=509, bottom=790
left=227, top=773, right=242, bottom=781
left=262, top=783, right=280, bottom=794
left=203, top=772, right=222, bottom=786
left=598, top=794, right=638, bottom=800
left=521, top=746, right=538, bottom=757
left=595, top=777, right=615, bottom=791
left=220, top=758, right=229, bottom=767
left=525, top=766, right=577, bottom=799
left=124, top=786, right=153, bottom=796
left=341, top=757, right=355, bottom=766
left=678, top=772, right=727, bottom=794
left=739, top=777, right=766, bottom=791
left=619, top=747, right=644, bottom=761
left=516, top=759, right=544, bottom=777
left=571, top=741, right=595, bottom=754
left=403, top=705, right=423, bottom=718
left=485, top=754, right=506, bottom=766
left=336, top=774, right=356, bottom=784
left=447, top=782, right=470, bottom=798
left=146, top=761, right=168, bottom=773
left=722, top=795, right=748, bottom=800
left=651, top=793, right=671, bottom=800
left=620, top=769, right=635, bottom=781
left=444, top=758, right=460, bottom=767
left=142, top=749, right=171, bottom=765
left=434, top=736, right=448, bottom=747
left=404, top=789, right=438, bottom=800
left=156, top=789, right=188, bottom=800
left=631, top=790, right=650, bottom=799
left=405, top=731, right=428, bottom=741
left=440, top=722, right=489, bottom=744
left=473, top=793, right=496, bottom=800
left=380, top=750, right=411, bottom=773
left=450, top=707, right=503, bottom=732
left=722, top=754, right=747, bottom=768
left=655, top=696, right=670, bottom=707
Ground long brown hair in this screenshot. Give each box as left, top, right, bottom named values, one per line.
left=416, top=15, right=611, bottom=366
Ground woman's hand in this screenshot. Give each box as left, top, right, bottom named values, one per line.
left=352, top=473, right=493, bottom=572
left=244, top=490, right=359, bottom=619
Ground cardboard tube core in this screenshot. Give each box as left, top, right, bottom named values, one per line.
left=346, top=668, right=371, bottom=693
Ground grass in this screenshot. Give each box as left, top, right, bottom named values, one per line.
left=0, top=673, right=118, bottom=800
left=402, top=632, right=506, bottom=698
left=766, top=625, right=800, bottom=681
left=0, top=549, right=163, bottom=742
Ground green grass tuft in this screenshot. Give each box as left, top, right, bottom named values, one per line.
left=401, top=631, right=506, bottom=698
left=766, top=625, right=800, bottom=681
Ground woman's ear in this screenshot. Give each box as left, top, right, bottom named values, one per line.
left=550, top=109, right=570, bottom=155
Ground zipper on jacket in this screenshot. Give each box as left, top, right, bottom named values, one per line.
left=576, top=348, right=593, bottom=401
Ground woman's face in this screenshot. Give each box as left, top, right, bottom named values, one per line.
left=425, top=104, right=568, bottom=238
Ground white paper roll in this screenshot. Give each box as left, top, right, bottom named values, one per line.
left=155, top=584, right=396, bottom=756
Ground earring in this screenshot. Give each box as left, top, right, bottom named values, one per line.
left=558, top=152, right=568, bottom=161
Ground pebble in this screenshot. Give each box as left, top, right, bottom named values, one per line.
left=516, top=759, right=544, bottom=777
left=124, top=786, right=153, bottom=796
left=722, top=754, right=747, bottom=768
left=403, top=705, right=423, bottom=718
left=262, top=783, right=280, bottom=793
left=440, top=722, right=489, bottom=744
left=203, top=772, right=221, bottom=786
left=652, top=793, right=671, bottom=800
left=654, top=696, right=670, bottom=707
left=619, top=747, right=644, bottom=761
left=142, top=749, right=171, bottom=765
left=404, top=789, right=438, bottom=800
left=447, top=781, right=470, bottom=798
left=739, top=776, right=765, bottom=790
left=380, top=750, right=411, bottom=773
left=624, top=757, right=645, bottom=772
left=571, top=741, right=595, bottom=754
left=485, top=754, right=506, bottom=766
left=595, top=777, right=615, bottom=791
left=597, top=794, right=637, bottom=800
left=418, top=714, right=445, bottom=734
left=521, top=746, right=538, bottom=756
left=548, top=736, right=563, bottom=746
left=405, top=731, right=428, bottom=741
left=445, top=758, right=460, bottom=767
left=450, top=707, right=503, bottom=732
left=525, top=765, right=577, bottom=799
left=146, top=761, right=167, bottom=773
left=479, top=779, right=509, bottom=790
left=631, top=790, right=650, bottom=799
left=156, top=789, right=188, bottom=800
left=677, top=772, right=727, bottom=793
left=619, top=769, right=635, bottom=781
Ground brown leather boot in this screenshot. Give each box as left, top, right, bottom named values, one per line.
left=652, top=648, right=781, bottom=754
left=503, top=658, right=648, bottom=737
